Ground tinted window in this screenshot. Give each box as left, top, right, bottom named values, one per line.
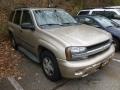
left=92, top=11, right=105, bottom=16
left=94, top=16, right=117, bottom=28
left=14, top=10, right=22, bottom=25
left=78, top=11, right=89, bottom=15
left=79, top=17, right=99, bottom=27
left=104, top=11, right=117, bottom=19
left=92, top=11, right=117, bottom=19
left=21, top=10, right=33, bottom=24
left=9, top=11, right=15, bottom=22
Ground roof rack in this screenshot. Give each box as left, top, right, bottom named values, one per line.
left=83, top=7, right=105, bottom=10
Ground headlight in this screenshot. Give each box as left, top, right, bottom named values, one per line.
left=65, top=46, right=87, bottom=61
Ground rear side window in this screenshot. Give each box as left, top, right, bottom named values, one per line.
left=92, top=11, right=117, bottom=19
left=92, top=11, right=105, bottom=16
left=78, top=11, right=89, bottom=15
left=13, top=10, right=22, bottom=25
left=21, top=10, right=33, bottom=24
left=104, top=11, right=117, bottom=19
left=9, top=11, right=15, bottom=22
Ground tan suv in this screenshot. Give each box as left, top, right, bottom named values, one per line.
left=8, top=7, right=115, bottom=81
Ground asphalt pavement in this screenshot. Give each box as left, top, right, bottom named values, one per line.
left=0, top=52, right=120, bottom=90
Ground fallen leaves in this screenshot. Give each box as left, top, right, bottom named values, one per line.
left=0, top=32, right=22, bottom=78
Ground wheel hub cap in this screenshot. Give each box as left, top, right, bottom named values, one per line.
left=43, top=57, right=54, bottom=76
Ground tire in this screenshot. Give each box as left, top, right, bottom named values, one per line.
left=41, top=50, right=61, bottom=81
left=10, top=34, right=18, bottom=50
left=113, top=38, right=120, bottom=52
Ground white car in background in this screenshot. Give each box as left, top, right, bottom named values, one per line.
left=77, top=6, right=120, bottom=25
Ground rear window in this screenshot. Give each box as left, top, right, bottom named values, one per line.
left=9, top=11, right=15, bottom=22
left=13, top=10, right=22, bottom=25
left=78, top=11, right=89, bottom=15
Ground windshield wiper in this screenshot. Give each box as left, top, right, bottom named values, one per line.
left=62, top=22, right=79, bottom=25
left=40, top=24, right=63, bottom=26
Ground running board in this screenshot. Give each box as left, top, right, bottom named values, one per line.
left=18, top=46, right=40, bottom=63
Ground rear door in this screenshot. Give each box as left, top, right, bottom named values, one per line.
left=12, top=10, right=23, bottom=45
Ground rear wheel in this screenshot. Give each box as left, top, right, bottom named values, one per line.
left=41, top=50, right=61, bottom=81
left=113, top=38, right=120, bottom=52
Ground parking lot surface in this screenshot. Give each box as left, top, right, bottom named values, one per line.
left=1, top=52, right=120, bottom=90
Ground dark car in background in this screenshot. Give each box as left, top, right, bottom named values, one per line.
left=74, top=15, right=120, bottom=51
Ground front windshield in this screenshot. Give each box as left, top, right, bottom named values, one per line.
left=34, top=10, right=77, bottom=27
left=94, top=16, right=117, bottom=28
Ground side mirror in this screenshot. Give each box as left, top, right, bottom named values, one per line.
left=21, top=23, right=35, bottom=30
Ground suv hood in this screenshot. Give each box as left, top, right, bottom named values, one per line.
left=46, top=25, right=110, bottom=46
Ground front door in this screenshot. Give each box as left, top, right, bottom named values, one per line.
left=20, top=10, right=37, bottom=54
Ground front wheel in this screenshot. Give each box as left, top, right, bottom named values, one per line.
left=41, top=51, right=61, bottom=81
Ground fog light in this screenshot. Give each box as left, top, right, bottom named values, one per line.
left=75, top=72, right=83, bottom=76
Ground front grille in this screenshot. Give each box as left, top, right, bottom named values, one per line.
left=71, top=40, right=112, bottom=60
left=86, top=40, right=112, bottom=57
left=87, top=40, right=110, bottom=51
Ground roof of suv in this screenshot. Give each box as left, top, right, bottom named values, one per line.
left=78, top=7, right=120, bottom=15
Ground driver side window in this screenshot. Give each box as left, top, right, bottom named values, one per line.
left=82, top=18, right=97, bottom=25
left=21, top=10, right=33, bottom=25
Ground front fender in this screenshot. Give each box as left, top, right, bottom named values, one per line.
left=37, top=39, right=66, bottom=60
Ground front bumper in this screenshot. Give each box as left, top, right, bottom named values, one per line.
left=58, top=45, right=115, bottom=78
